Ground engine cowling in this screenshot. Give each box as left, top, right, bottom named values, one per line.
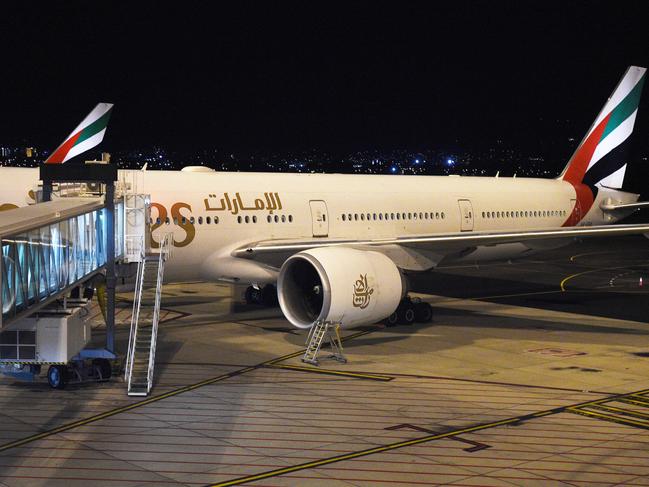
left=277, top=247, right=403, bottom=329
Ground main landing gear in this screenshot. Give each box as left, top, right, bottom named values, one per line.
left=385, top=296, right=433, bottom=327
left=244, top=284, right=279, bottom=307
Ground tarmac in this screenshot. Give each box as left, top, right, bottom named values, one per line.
left=1, top=235, right=649, bottom=486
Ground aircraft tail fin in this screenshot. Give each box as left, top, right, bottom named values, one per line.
left=45, top=102, right=114, bottom=164
left=560, top=66, right=646, bottom=190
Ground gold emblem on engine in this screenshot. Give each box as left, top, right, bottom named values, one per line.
left=352, top=274, right=374, bottom=309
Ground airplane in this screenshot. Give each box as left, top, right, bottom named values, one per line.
left=1, top=66, right=648, bottom=331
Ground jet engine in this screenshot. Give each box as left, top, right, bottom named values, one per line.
left=277, top=247, right=403, bottom=329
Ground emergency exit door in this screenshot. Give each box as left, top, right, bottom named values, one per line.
left=309, top=200, right=329, bottom=237
left=458, top=199, right=474, bottom=231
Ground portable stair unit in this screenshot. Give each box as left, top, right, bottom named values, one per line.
left=125, top=233, right=172, bottom=396
left=302, top=320, right=346, bottom=366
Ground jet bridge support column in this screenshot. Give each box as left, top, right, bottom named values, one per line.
left=40, top=163, right=119, bottom=354
left=105, top=182, right=116, bottom=352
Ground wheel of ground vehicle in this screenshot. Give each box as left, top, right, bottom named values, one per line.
left=93, top=358, right=112, bottom=380
left=414, top=302, right=433, bottom=323
left=47, top=365, right=68, bottom=389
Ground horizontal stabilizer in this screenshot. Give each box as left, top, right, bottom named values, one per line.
left=600, top=201, right=649, bottom=211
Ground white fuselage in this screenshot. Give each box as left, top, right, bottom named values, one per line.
left=0, top=167, right=633, bottom=283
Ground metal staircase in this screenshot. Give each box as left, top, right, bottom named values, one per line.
left=125, top=233, right=172, bottom=396
left=302, top=321, right=347, bottom=366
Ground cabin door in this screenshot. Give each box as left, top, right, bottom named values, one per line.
left=309, top=200, right=329, bottom=237
left=458, top=199, right=474, bottom=231
left=570, top=198, right=581, bottom=223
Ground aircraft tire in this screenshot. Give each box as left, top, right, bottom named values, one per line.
left=385, top=311, right=400, bottom=327
left=261, top=284, right=278, bottom=307
left=398, top=305, right=416, bottom=325
left=414, top=302, right=433, bottom=323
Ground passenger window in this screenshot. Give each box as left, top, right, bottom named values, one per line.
left=214, top=216, right=219, bottom=224
left=274, top=215, right=279, bottom=223
left=289, top=215, right=293, bottom=222
left=441, top=212, right=445, bottom=219
left=198, top=216, right=203, bottom=225
left=206, top=216, right=211, bottom=224
left=253, top=215, right=257, bottom=223
left=237, top=216, right=242, bottom=224
left=281, top=215, right=286, bottom=223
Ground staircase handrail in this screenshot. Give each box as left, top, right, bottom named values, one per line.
left=125, top=238, right=146, bottom=385
left=146, top=231, right=172, bottom=392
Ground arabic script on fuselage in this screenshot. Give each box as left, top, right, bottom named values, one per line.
left=203, top=192, right=283, bottom=215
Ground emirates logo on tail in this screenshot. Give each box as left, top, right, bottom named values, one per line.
left=352, top=274, right=374, bottom=309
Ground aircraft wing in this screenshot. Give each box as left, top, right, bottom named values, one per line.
left=232, top=223, right=649, bottom=269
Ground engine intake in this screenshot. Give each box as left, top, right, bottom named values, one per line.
left=278, top=247, right=403, bottom=329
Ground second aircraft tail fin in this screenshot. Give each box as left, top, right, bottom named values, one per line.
left=45, top=102, right=114, bottom=164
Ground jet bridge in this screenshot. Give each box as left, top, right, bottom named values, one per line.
left=0, top=164, right=160, bottom=391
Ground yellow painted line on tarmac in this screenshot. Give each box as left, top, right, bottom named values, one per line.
left=0, top=328, right=377, bottom=453
left=266, top=363, right=394, bottom=381
left=590, top=404, right=649, bottom=421
left=567, top=407, right=649, bottom=430
left=619, top=396, right=649, bottom=408
left=560, top=265, right=633, bottom=291
left=0, top=365, right=257, bottom=453
left=207, top=386, right=649, bottom=487
left=207, top=416, right=522, bottom=487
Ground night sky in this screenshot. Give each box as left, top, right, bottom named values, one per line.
left=1, top=1, right=649, bottom=157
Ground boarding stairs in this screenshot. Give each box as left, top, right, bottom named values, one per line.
left=302, top=320, right=347, bottom=366
left=125, top=233, right=172, bottom=396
